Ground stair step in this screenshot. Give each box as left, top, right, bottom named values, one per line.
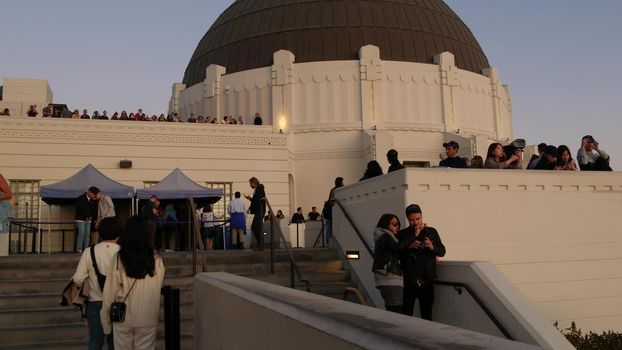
left=0, top=336, right=194, bottom=350
left=0, top=319, right=194, bottom=348
left=0, top=259, right=344, bottom=281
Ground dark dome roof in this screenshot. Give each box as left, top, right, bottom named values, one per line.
left=183, top=0, right=490, bottom=87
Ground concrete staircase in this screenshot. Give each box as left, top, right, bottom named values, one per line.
left=0, top=248, right=358, bottom=349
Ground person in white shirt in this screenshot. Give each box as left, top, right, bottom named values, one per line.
left=577, top=135, right=612, bottom=171
left=201, top=204, right=220, bottom=251
left=228, top=192, right=247, bottom=249
left=72, top=217, right=121, bottom=350
left=101, top=216, right=165, bottom=350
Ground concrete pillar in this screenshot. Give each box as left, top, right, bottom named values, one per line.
left=359, top=45, right=383, bottom=131
left=168, top=83, right=186, bottom=115
left=271, top=50, right=295, bottom=134
left=482, top=67, right=511, bottom=141
left=434, top=52, right=459, bottom=133
left=204, top=64, right=227, bottom=122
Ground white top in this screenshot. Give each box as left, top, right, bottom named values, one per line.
left=202, top=211, right=220, bottom=228
left=101, top=253, right=165, bottom=334
left=72, top=242, right=120, bottom=301
left=228, top=198, right=246, bottom=214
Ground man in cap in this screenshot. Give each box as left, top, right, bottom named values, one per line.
left=439, top=141, right=467, bottom=168
left=577, top=135, right=612, bottom=171
left=386, top=149, right=405, bottom=173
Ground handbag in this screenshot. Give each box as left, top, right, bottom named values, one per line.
left=110, top=257, right=136, bottom=323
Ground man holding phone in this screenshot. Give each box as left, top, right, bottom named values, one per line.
left=577, top=135, right=612, bottom=171
left=397, top=204, right=446, bottom=319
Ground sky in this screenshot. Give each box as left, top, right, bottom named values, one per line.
left=2, top=0, right=620, bottom=169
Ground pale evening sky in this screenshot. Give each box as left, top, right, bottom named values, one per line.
left=1, top=0, right=620, bottom=169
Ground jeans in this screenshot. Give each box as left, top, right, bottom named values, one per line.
left=87, top=301, right=114, bottom=350
left=75, top=220, right=91, bottom=252
left=403, top=281, right=435, bottom=320
left=323, top=219, right=332, bottom=245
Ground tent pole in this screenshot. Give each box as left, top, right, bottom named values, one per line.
left=47, top=204, right=51, bottom=254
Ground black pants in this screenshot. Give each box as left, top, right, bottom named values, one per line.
left=251, top=214, right=263, bottom=249
left=403, top=281, right=434, bottom=320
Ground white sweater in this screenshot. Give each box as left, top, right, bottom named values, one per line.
left=72, top=242, right=120, bottom=301
left=101, top=253, right=165, bottom=334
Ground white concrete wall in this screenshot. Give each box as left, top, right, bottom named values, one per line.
left=0, top=77, right=52, bottom=116
left=333, top=168, right=622, bottom=333
left=195, top=272, right=544, bottom=350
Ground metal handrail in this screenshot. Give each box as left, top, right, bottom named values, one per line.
left=263, top=197, right=310, bottom=292
left=343, top=287, right=367, bottom=305
left=333, top=199, right=514, bottom=340
left=188, top=198, right=207, bottom=275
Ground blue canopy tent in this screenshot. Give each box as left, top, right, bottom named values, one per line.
left=37, top=164, right=135, bottom=253
left=40, top=164, right=135, bottom=205
left=135, top=168, right=223, bottom=205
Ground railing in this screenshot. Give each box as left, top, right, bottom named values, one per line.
left=264, top=197, right=310, bottom=292
left=333, top=198, right=514, bottom=340
left=9, top=220, right=77, bottom=254
left=343, top=287, right=367, bottom=305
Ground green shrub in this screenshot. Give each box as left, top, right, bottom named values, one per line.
left=556, top=321, right=622, bottom=350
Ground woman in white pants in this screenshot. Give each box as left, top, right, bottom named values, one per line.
left=101, top=216, right=165, bottom=350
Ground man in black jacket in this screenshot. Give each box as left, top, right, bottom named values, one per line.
left=397, top=204, right=446, bottom=320
left=245, top=177, right=266, bottom=250
left=75, top=187, right=99, bottom=253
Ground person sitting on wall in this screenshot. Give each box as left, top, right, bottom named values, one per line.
left=439, top=141, right=467, bottom=168
left=360, top=160, right=383, bottom=181
left=0, top=108, right=9, bottom=116
left=308, top=206, right=321, bottom=221
left=386, top=149, right=405, bottom=172
left=532, top=145, right=558, bottom=170
left=556, top=145, right=577, bottom=171
left=577, top=135, right=612, bottom=171
left=484, top=143, right=520, bottom=169
left=291, top=207, right=305, bottom=224
left=397, top=204, right=446, bottom=320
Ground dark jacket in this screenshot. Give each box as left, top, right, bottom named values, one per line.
left=439, top=157, right=468, bottom=168
left=291, top=213, right=305, bottom=223
left=75, top=193, right=94, bottom=220
left=388, top=162, right=405, bottom=173
left=372, top=228, right=416, bottom=272
left=397, top=226, right=446, bottom=282
left=249, top=184, right=266, bottom=215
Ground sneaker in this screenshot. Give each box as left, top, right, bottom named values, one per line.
left=77, top=249, right=82, bottom=253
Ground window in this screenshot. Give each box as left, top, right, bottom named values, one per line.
left=143, top=181, right=159, bottom=188
left=9, top=180, right=41, bottom=221
left=205, top=182, right=233, bottom=218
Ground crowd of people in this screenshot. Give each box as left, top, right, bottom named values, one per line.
left=11, top=104, right=267, bottom=125
left=359, top=136, right=612, bottom=180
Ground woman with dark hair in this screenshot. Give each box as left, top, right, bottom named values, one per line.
left=484, top=143, right=520, bottom=169
left=201, top=204, right=219, bottom=251
left=556, top=145, right=577, bottom=171
left=372, top=213, right=415, bottom=314
left=101, top=216, right=165, bottom=350
left=360, top=160, right=383, bottom=181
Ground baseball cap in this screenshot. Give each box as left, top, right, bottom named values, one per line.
left=442, top=141, right=459, bottom=149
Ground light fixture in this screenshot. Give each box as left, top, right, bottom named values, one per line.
left=346, top=250, right=360, bottom=260
left=278, top=114, right=287, bottom=131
